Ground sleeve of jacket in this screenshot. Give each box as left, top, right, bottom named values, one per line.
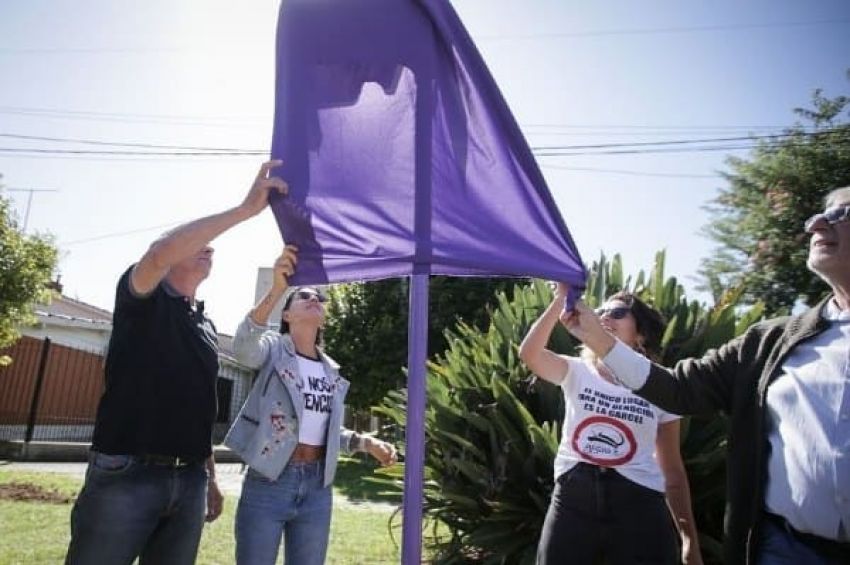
left=233, top=315, right=276, bottom=370
left=637, top=332, right=749, bottom=416
left=339, top=426, right=361, bottom=455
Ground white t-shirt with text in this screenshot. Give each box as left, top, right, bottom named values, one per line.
left=553, top=357, right=679, bottom=492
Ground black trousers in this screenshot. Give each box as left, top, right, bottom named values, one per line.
left=537, top=463, right=679, bottom=565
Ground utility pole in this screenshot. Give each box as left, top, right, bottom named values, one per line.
left=6, top=187, right=59, bottom=232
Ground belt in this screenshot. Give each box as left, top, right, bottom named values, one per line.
left=764, top=513, right=850, bottom=562
left=571, top=462, right=620, bottom=478
left=290, top=443, right=326, bottom=463
left=136, top=453, right=203, bottom=468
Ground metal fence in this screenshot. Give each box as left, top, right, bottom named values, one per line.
left=0, top=337, right=103, bottom=442
left=0, top=336, right=382, bottom=445
left=0, top=336, right=257, bottom=444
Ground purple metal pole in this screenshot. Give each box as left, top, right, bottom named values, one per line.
left=401, top=273, right=428, bottom=564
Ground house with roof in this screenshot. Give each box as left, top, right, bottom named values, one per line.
left=0, top=280, right=253, bottom=444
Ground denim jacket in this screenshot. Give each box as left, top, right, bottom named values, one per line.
left=224, top=315, right=359, bottom=486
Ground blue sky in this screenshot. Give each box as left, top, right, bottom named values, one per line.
left=1, top=0, right=848, bottom=334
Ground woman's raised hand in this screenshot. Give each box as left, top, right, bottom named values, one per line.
left=560, top=300, right=617, bottom=358
left=272, top=244, right=299, bottom=290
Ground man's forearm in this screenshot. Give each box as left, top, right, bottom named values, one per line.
left=601, top=340, right=651, bottom=390
left=147, top=206, right=252, bottom=271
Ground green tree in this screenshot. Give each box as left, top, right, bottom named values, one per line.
left=700, top=77, right=850, bottom=314
left=0, top=187, right=59, bottom=365
left=373, top=252, right=762, bottom=564
left=323, top=277, right=516, bottom=410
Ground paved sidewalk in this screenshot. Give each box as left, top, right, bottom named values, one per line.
left=1, top=461, right=397, bottom=511
left=1, top=461, right=247, bottom=495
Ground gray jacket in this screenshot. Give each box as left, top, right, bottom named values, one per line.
left=224, top=316, right=360, bottom=486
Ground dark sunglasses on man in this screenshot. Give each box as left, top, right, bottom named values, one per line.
left=595, top=306, right=630, bottom=320
left=804, top=203, right=850, bottom=233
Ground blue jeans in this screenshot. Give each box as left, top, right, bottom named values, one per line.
left=757, top=516, right=848, bottom=565
left=235, top=460, right=333, bottom=565
left=65, top=452, right=208, bottom=565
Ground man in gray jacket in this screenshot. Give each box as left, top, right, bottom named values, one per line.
left=562, top=186, right=850, bottom=565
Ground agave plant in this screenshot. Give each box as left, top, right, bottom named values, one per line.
left=373, top=251, right=762, bottom=564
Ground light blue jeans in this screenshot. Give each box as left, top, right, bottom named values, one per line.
left=65, top=452, right=208, bottom=565
left=235, top=460, right=333, bottom=565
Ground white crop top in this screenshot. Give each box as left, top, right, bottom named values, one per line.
left=296, top=355, right=332, bottom=446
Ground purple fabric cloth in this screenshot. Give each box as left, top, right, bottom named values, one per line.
left=270, top=0, right=586, bottom=289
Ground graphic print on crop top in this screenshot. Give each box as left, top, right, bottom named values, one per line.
left=297, top=356, right=333, bottom=446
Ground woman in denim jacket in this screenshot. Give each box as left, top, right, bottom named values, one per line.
left=225, top=245, right=397, bottom=565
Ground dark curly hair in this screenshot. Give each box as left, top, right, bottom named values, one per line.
left=606, top=291, right=666, bottom=362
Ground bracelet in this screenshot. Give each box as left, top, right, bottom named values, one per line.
left=356, top=433, right=370, bottom=452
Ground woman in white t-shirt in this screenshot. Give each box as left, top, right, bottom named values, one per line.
left=519, top=284, right=703, bottom=564
left=225, top=245, right=398, bottom=565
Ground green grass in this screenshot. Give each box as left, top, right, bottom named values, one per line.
left=333, top=455, right=403, bottom=504
left=0, top=461, right=410, bottom=564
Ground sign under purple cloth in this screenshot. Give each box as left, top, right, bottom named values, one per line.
left=270, top=0, right=586, bottom=288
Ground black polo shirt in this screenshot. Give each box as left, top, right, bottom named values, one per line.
left=92, top=265, right=219, bottom=460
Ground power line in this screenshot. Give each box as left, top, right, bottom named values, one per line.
left=63, top=221, right=184, bottom=246
left=477, top=18, right=850, bottom=41
left=538, top=164, right=719, bottom=178
left=534, top=130, right=849, bottom=156
left=0, top=46, right=183, bottom=55
left=521, top=123, right=795, bottom=131
left=529, top=132, right=820, bottom=152
left=0, top=133, right=252, bottom=152
left=0, top=153, right=261, bottom=163
left=5, top=130, right=777, bottom=153
left=5, top=18, right=844, bottom=51
left=1, top=126, right=844, bottom=159
left=0, top=104, right=828, bottom=137
left=6, top=187, right=59, bottom=232
left=0, top=148, right=264, bottom=156
left=0, top=105, right=266, bottom=121
left=2, top=129, right=839, bottom=156
left=0, top=105, right=265, bottom=127
left=0, top=141, right=841, bottom=159
left=534, top=140, right=850, bottom=157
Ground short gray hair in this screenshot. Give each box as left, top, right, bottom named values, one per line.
left=825, top=186, right=850, bottom=208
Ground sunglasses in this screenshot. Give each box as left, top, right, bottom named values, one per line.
left=804, top=204, right=850, bottom=232
left=595, top=306, right=630, bottom=320
left=294, top=290, right=326, bottom=303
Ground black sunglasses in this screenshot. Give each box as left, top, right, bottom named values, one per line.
left=294, top=289, right=327, bottom=303
left=804, top=204, right=850, bottom=232
left=595, top=306, right=630, bottom=320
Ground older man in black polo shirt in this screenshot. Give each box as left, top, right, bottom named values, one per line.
left=65, top=161, right=288, bottom=565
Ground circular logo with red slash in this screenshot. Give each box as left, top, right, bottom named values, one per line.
left=571, top=415, right=637, bottom=466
